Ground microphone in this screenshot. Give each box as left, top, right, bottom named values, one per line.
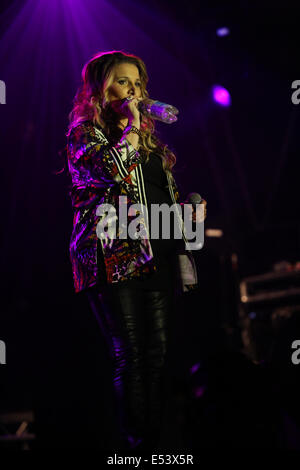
left=185, top=192, right=202, bottom=209
left=182, top=192, right=203, bottom=224
left=138, top=98, right=179, bottom=123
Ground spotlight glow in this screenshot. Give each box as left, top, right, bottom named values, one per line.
left=212, top=85, right=231, bottom=107
left=216, top=27, right=230, bottom=37
left=193, top=386, right=206, bottom=398
left=190, top=362, right=201, bottom=374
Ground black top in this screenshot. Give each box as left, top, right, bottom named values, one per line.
left=124, top=152, right=184, bottom=290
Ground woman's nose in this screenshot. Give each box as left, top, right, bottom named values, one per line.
left=128, top=85, right=137, bottom=96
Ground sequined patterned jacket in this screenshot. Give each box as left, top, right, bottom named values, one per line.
left=66, top=120, right=198, bottom=294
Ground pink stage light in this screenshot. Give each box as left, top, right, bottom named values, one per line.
left=212, top=85, right=231, bottom=107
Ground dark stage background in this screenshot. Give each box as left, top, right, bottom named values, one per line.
left=1, top=0, right=300, bottom=451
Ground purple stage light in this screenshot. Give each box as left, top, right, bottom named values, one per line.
left=212, top=85, right=231, bottom=107
left=193, top=385, right=206, bottom=398
left=190, top=362, right=201, bottom=374
left=216, top=27, right=230, bottom=37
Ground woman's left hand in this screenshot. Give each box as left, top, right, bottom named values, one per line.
left=192, top=199, right=207, bottom=223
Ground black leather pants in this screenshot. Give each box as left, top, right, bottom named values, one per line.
left=86, top=283, right=176, bottom=450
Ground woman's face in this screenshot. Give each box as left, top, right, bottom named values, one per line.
left=106, top=62, right=142, bottom=102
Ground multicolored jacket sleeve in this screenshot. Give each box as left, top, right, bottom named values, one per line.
left=67, top=122, right=143, bottom=188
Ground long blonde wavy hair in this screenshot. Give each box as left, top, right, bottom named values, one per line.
left=67, top=50, right=176, bottom=173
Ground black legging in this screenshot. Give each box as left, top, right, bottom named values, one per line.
left=85, top=283, right=176, bottom=450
